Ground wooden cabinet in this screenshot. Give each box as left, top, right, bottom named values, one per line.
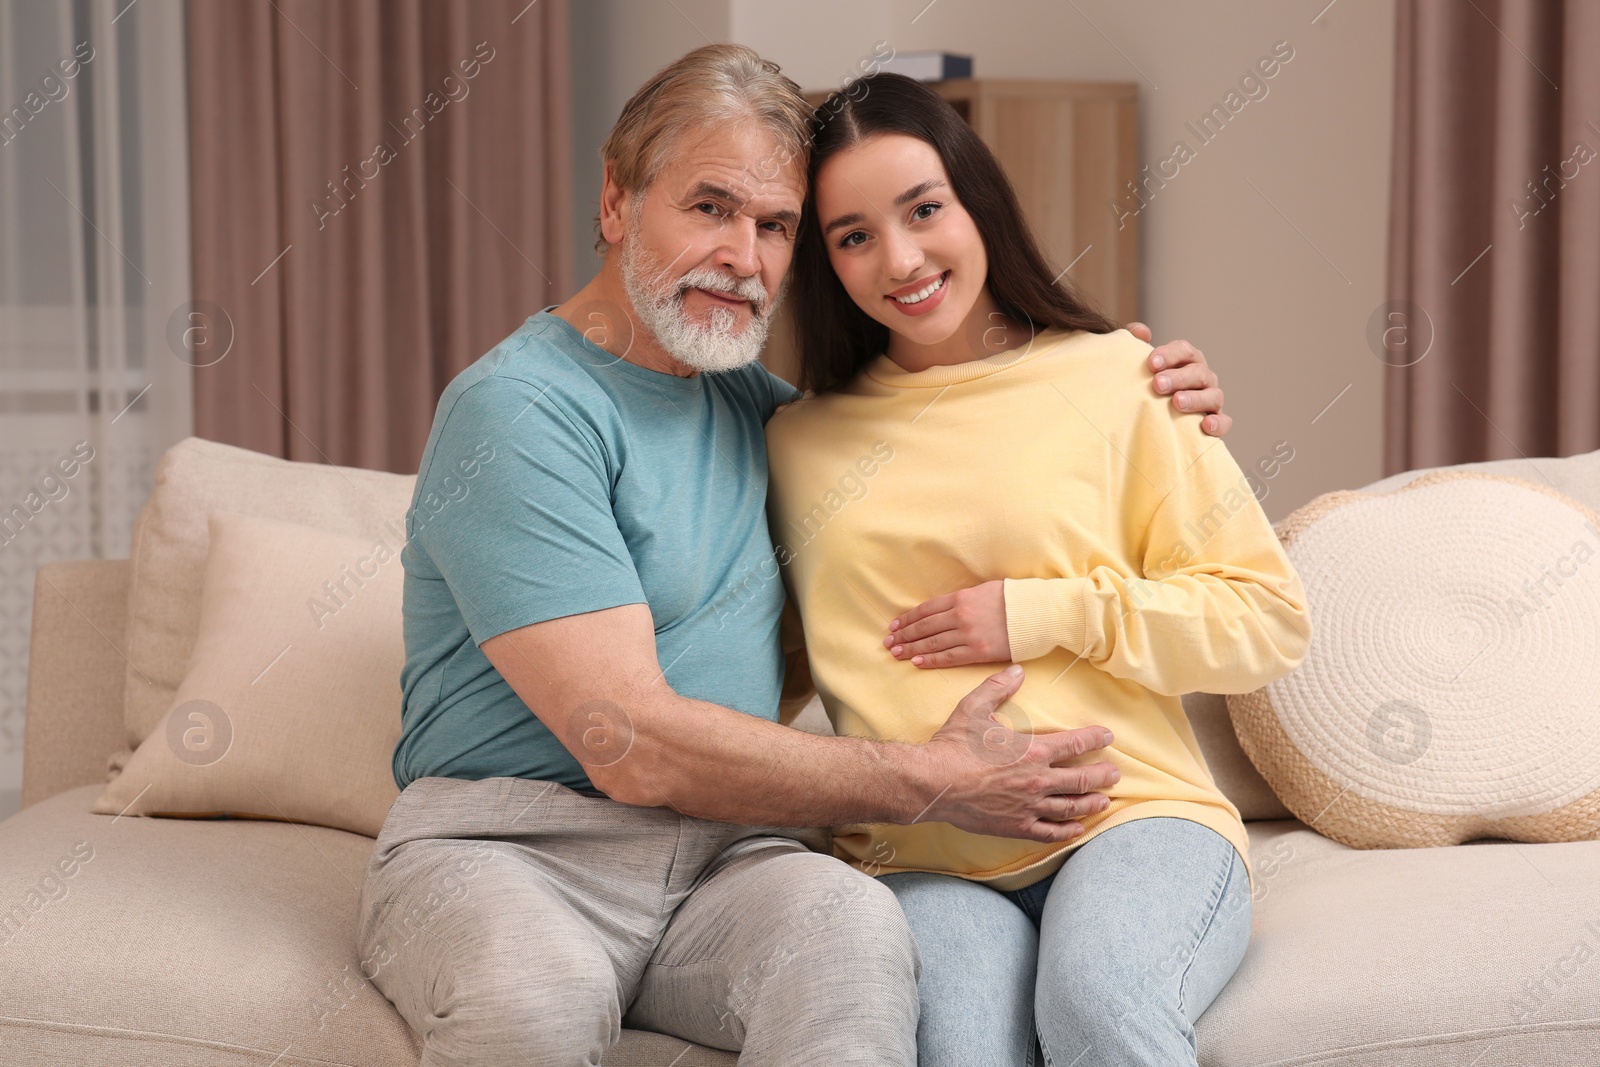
left=760, top=78, right=1140, bottom=384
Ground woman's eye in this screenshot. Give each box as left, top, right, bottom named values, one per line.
left=912, top=202, right=940, bottom=221
left=838, top=231, right=866, bottom=248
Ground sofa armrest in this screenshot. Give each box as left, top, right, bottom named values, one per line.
left=22, top=560, right=131, bottom=809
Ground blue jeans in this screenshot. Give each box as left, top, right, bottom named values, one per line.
left=879, top=817, right=1252, bottom=1067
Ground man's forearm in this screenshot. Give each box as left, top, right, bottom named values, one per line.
left=480, top=603, right=1108, bottom=840
left=593, top=691, right=931, bottom=828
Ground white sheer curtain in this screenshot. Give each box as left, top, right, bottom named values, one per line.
left=0, top=0, right=192, bottom=817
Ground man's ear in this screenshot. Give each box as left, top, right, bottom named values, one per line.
left=599, top=164, right=633, bottom=247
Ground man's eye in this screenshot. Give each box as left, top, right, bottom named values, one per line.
left=696, top=202, right=725, bottom=217
left=912, top=202, right=940, bottom=221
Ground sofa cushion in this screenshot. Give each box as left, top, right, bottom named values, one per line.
left=1196, top=821, right=1600, bottom=1065
left=1, top=785, right=419, bottom=1066
left=119, top=438, right=415, bottom=768
left=0, top=786, right=739, bottom=1066
left=1229, top=470, right=1600, bottom=849
left=92, top=513, right=405, bottom=837
left=8, top=789, right=1597, bottom=1066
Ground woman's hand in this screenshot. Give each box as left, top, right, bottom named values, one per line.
left=886, top=580, right=1011, bottom=668
left=1125, top=321, right=1231, bottom=437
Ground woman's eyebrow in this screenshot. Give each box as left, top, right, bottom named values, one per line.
left=822, top=210, right=865, bottom=236
left=894, top=178, right=947, bottom=206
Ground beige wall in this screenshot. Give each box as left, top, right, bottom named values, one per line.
left=570, top=0, right=1395, bottom=518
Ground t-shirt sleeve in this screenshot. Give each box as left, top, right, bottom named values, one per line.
left=754, top=363, right=803, bottom=416
left=410, top=373, right=646, bottom=644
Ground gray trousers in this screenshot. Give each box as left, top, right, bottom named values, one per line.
left=355, top=775, right=921, bottom=1066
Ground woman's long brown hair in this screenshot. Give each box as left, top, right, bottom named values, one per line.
left=792, top=72, right=1118, bottom=394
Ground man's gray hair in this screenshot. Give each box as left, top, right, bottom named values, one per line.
left=595, top=43, right=812, bottom=254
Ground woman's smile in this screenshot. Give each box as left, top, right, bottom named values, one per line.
left=888, top=270, right=951, bottom=316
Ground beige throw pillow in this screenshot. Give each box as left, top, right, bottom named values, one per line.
left=94, top=512, right=405, bottom=836
left=119, top=438, right=414, bottom=770
left=1228, top=471, right=1600, bottom=849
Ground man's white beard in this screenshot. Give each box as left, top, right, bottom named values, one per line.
left=619, top=221, right=782, bottom=374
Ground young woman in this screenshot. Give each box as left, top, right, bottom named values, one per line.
left=763, top=73, right=1311, bottom=1067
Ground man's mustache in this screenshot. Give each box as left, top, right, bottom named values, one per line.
left=675, top=268, right=770, bottom=316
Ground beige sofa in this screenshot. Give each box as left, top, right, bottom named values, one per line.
left=2, top=439, right=1598, bottom=1066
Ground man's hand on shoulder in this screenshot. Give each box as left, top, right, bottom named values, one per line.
left=1125, top=321, right=1231, bottom=438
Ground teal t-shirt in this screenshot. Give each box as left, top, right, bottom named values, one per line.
left=393, top=310, right=802, bottom=791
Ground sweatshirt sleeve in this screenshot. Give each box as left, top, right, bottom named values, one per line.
left=1003, top=401, right=1311, bottom=696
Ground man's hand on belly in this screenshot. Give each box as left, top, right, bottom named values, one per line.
left=479, top=605, right=1119, bottom=842
left=912, top=664, right=1122, bottom=843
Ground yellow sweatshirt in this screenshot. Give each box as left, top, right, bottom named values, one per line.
left=764, top=328, right=1311, bottom=892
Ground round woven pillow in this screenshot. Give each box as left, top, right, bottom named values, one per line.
left=1228, top=471, right=1600, bottom=849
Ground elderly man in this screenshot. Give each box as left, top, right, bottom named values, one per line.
left=356, top=44, right=1230, bottom=1067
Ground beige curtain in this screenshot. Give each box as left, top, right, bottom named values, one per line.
left=188, top=0, right=572, bottom=474
left=1386, top=0, right=1600, bottom=474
